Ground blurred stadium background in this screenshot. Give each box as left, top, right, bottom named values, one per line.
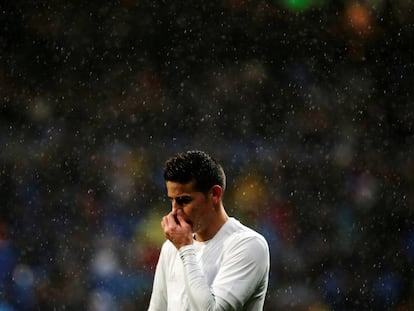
left=1, top=0, right=413, bottom=310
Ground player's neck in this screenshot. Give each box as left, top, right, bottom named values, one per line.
left=195, top=206, right=228, bottom=242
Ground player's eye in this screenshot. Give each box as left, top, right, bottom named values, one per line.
left=175, top=196, right=193, bottom=206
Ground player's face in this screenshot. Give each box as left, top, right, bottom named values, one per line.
left=166, top=181, right=212, bottom=234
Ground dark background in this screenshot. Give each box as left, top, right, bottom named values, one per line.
left=1, top=0, right=413, bottom=310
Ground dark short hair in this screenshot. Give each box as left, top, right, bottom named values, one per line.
left=163, top=150, right=226, bottom=193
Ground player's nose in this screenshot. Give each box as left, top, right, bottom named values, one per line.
left=171, top=199, right=180, bottom=211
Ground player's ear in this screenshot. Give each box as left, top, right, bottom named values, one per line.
left=210, top=185, right=222, bottom=204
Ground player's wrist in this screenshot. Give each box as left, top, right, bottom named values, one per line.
left=178, top=244, right=194, bottom=254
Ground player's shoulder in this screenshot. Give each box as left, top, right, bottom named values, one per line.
left=160, top=239, right=178, bottom=255
left=225, top=218, right=269, bottom=248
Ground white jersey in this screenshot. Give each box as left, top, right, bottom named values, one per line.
left=148, top=217, right=270, bottom=311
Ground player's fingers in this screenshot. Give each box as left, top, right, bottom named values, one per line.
left=175, top=209, right=185, bottom=224
left=161, top=215, right=167, bottom=228
left=176, top=210, right=191, bottom=230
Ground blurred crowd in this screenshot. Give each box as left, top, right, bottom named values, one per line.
left=1, top=0, right=413, bottom=310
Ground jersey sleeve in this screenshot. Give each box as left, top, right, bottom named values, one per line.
left=179, top=233, right=270, bottom=311
left=147, top=242, right=169, bottom=311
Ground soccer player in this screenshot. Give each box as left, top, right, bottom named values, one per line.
left=148, top=150, right=270, bottom=311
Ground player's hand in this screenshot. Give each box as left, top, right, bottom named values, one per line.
left=161, top=209, right=192, bottom=249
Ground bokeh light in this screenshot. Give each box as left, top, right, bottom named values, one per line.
left=344, top=2, right=374, bottom=37
left=282, top=0, right=319, bottom=11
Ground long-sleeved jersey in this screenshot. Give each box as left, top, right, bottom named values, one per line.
left=148, top=217, right=270, bottom=311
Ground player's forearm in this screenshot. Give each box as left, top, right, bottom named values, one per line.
left=179, top=246, right=230, bottom=311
